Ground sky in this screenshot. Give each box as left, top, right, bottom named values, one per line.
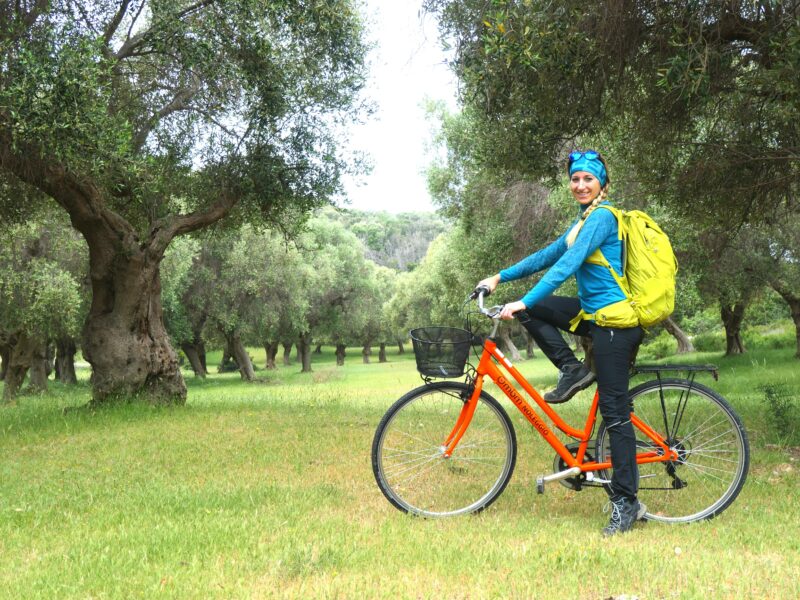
left=338, top=1, right=458, bottom=214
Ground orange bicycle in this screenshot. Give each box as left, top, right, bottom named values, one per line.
left=371, top=290, right=749, bottom=521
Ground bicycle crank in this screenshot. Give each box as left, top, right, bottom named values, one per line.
left=552, top=442, right=601, bottom=491
left=536, top=467, right=582, bottom=494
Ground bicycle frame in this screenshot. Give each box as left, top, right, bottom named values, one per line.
left=442, top=336, right=679, bottom=477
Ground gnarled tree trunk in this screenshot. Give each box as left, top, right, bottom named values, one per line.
left=55, top=337, right=78, bottom=384
left=771, top=285, right=800, bottom=359
left=226, top=333, right=255, bottom=381
left=662, top=317, right=695, bottom=354
left=721, top=303, right=746, bottom=355
left=78, top=222, right=186, bottom=404
left=379, top=342, right=387, bottom=363
left=282, top=342, right=293, bottom=366
left=396, top=339, right=405, bottom=354
left=28, top=338, right=49, bottom=393
left=3, top=332, right=45, bottom=401
left=580, top=336, right=595, bottom=372
left=335, top=344, right=346, bottom=366
left=181, top=341, right=207, bottom=378
left=264, top=341, right=279, bottom=370
left=219, top=340, right=235, bottom=372
left=0, top=335, right=11, bottom=381
left=297, top=333, right=313, bottom=373
left=362, top=344, right=371, bottom=364
left=0, top=154, right=239, bottom=405
left=524, top=331, right=536, bottom=359
left=44, top=343, right=55, bottom=379
left=498, top=325, right=522, bottom=361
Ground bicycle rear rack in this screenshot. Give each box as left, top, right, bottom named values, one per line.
left=632, top=364, right=719, bottom=381
left=536, top=365, right=720, bottom=495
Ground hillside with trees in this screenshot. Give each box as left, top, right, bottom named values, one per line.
left=328, top=208, right=449, bottom=271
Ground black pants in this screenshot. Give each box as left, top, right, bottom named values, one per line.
left=518, top=296, right=644, bottom=499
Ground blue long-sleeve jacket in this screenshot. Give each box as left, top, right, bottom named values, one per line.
left=499, top=203, right=626, bottom=314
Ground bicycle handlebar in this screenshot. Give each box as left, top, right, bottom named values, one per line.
left=470, top=288, right=503, bottom=319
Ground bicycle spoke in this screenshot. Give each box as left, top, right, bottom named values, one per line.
left=373, top=383, right=517, bottom=517
left=598, top=379, right=748, bottom=523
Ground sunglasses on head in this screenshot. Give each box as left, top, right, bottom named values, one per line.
left=568, top=150, right=599, bottom=164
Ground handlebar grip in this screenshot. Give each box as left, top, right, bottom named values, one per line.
left=470, top=285, right=491, bottom=300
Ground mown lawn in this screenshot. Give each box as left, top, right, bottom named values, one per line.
left=1, top=346, right=799, bottom=599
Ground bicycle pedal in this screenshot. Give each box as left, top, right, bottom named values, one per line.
left=536, top=467, right=581, bottom=495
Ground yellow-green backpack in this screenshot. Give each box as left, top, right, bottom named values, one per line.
left=585, top=206, right=678, bottom=329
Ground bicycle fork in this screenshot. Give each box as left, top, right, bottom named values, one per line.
left=440, top=378, right=485, bottom=458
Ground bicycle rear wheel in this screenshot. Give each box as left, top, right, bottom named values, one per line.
left=596, top=378, right=749, bottom=523
left=372, top=381, right=517, bottom=517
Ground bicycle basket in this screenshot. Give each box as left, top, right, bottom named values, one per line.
left=410, top=326, right=472, bottom=378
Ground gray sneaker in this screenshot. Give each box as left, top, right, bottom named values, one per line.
left=602, top=497, right=648, bottom=536
left=543, top=363, right=596, bottom=403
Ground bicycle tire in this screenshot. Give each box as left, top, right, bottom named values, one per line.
left=595, top=378, right=749, bottom=523
left=372, top=381, right=517, bottom=517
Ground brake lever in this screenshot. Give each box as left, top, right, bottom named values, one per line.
left=486, top=305, right=504, bottom=319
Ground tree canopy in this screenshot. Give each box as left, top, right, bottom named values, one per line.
left=425, top=0, right=800, bottom=223
left=0, top=0, right=369, bottom=403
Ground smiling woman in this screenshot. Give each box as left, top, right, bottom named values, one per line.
left=475, top=149, right=653, bottom=535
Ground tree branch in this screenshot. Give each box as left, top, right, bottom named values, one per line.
left=126, top=0, right=146, bottom=37
left=176, top=0, right=217, bottom=20
left=131, top=75, right=202, bottom=151
left=0, top=132, right=135, bottom=251
left=103, top=0, right=133, bottom=46
left=149, top=194, right=239, bottom=257
left=113, top=0, right=216, bottom=60
left=21, top=0, right=49, bottom=29
left=113, top=30, right=147, bottom=60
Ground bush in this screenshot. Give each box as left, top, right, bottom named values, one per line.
left=639, top=330, right=675, bottom=360
left=760, top=383, right=799, bottom=445
left=743, top=323, right=795, bottom=351
left=692, top=330, right=726, bottom=352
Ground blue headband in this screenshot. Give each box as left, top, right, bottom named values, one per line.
left=569, top=154, right=607, bottom=187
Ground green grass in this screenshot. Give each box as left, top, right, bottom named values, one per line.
left=1, top=346, right=799, bottom=599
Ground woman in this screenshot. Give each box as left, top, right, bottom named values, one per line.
left=476, top=150, right=645, bottom=536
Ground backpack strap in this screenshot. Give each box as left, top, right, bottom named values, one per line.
left=567, top=205, right=632, bottom=331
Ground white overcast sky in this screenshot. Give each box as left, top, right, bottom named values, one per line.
left=338, top=1, right=458, bottom=214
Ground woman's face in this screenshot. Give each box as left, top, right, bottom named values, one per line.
left=570, top=171, right=602, bottom=205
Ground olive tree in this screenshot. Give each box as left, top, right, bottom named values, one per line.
left=427, top=0, right=799, bottom=225
left=0, top=1, right=367, bottom=404
left=0, top=212, right=86, bottom=400
left=294, top=217, right=372, bottom=372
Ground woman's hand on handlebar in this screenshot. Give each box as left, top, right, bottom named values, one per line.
left=475, top=274, right=501, bottom=295
left=499, top=300, right=526, bottom=320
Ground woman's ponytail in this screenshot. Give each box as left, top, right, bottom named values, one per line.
left=565, top=188, right=607, bottom=248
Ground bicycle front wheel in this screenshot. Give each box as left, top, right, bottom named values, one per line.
left=596, top=378, right=749, bottom=523
left=372, top=381, right=517, bottom=517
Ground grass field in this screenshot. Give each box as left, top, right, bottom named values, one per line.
left=1, top=345, right=799, bottom=599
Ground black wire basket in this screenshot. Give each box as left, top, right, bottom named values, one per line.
left=409, top=326, right=472, bottom=378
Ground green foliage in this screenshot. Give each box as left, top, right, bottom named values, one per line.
left=639, top=330, right=675, bottom=361
left=760, top=384, right=799, bottom=444
left=0, top=210, right=87, bottom=341
left=427, top=0, right=800, bottom=225
left=327, top=207, right=449, bottom=271
left=1, top=0, right=369, bottom=235
left=161, top=237, right=202, bottom=345
left=161, top=214, right=394, bottom=355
